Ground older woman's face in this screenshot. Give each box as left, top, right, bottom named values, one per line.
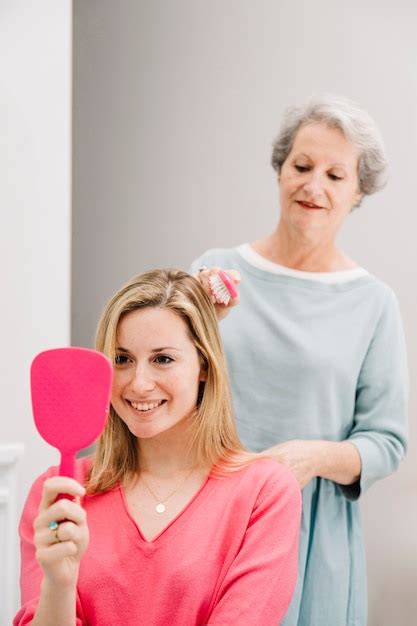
left=279, top=122, right=362, bottom=237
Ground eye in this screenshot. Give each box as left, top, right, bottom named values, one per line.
left=328, top=173, right=343, bottom=181
left=295, top=164, right=309, bottom=173
left=154, top=355, right=174, bottom=365
left=114, top=354, right=131, bottom=366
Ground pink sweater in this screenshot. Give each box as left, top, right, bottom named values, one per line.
left=14, top=457, right=301, bottom=625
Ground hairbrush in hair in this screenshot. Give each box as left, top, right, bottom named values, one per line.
left=209, top=270, right=238, bottom=305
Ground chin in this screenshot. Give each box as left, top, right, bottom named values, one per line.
left=132, top=429, right=161, bottom=439
left=292, top=213, right=327, bottom=230
left=128, top=420, right=178, bottom=440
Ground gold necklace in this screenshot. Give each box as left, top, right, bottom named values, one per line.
left=140, top=468, right=195, bottom=514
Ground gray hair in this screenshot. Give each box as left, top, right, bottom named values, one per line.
left=271, top=95, right=388, bottom=196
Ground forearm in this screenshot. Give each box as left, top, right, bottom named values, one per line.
left=31, top=576, right=78, bottom=626
left=262, top=439, right=362, bottom=489
left=314, top=440, right=361, bottom=485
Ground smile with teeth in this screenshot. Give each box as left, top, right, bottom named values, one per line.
left=129, top=400, right=165, bottom=412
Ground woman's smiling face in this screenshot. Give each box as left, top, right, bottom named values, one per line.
left=111, top=307, right=206, bottom=440
left=278, top=122, right=363, bottom=237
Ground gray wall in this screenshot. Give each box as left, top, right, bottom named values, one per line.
left=72, top=2, right=417, bottom=623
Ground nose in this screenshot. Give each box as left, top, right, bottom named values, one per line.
left=129, top=364, right=156, bottom=395
left=302, top=170, right=325, bottom=196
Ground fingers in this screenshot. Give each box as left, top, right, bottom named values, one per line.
left=33, top=478, right=90, bottom=585
left=34, top=496, right=87, bottom=533
left=36, top=537, right=79, bottom=570
left=35, top=519, right=90, bottom=571
left=194, top=267, right=219, bottom=304
left=39, top=476, right=86, bottom=512
left=195, top=266, right=241, bottom=309
left=34, top=498, right=89, bottom=567
left=35, top=515, right=89, bottom=572
left=36, top=517, right=87, bottom=548
left=35, top=477, right=88, bottom=550
left=53, top=520, right=86, bottom=544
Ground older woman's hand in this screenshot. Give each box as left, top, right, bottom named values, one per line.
left=263, top=440, right=322, bottom=489
left=264, top=440, right=361, bottom=489
left=194, top=266, right=241, bottom=320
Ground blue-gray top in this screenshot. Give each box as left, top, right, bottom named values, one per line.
left=191, top=244, right=408, bottom=626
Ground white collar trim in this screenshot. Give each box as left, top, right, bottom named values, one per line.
left=237, top=243, right=368, bottom=284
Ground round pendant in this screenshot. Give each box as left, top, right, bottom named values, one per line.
left=155, top=503, right=166, bottom=514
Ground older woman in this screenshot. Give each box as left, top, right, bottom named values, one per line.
left=191, top=95, right=408, bottom=626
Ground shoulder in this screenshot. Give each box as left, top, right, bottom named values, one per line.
left=358, top=274, right=397, bottom=302
left=360, top=275, right=404, bottom=326
left=245, top=458, right=301, bottom=498
left=345, top=275, right=403, bottom=330
left=220, top=458, right=301, bottom=512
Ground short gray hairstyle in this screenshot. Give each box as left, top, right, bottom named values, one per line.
left=271, top=95, right=388, bottom=196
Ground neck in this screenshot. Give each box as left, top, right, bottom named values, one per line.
left=252, top=221, right=355, bottom=272
left=136, top=423, right=195, bottom=478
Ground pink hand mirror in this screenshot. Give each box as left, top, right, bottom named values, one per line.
left=31, top=347, right=113, bottom=477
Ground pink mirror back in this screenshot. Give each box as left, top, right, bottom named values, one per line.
left=31, top=347, right=113, bottom=477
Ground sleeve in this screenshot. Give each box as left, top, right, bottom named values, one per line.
left=13, top=469, right=87, bottom=626
left=340, top=288, right=409, bottom=501
left=206, top=466, right=302, bottom=626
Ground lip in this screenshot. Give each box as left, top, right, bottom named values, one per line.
left=126, top=399, right=167, bottom=416
left=296, top=200, right=324, bottom=210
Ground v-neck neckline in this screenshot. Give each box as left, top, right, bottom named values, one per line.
left=118, top=473, right=213, bottom=544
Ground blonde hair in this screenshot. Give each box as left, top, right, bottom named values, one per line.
left=87, top=269, right=254, bottom=494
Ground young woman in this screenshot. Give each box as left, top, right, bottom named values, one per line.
left=15, top=269, right=301, bottom=626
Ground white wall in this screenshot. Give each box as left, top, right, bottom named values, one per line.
left=72, top=1, right=417, bottom=624
left=0, top=1, right=72, bottom=621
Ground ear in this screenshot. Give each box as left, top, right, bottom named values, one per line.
left=353, top=189, right=363, bottom=208
left=199, top=365, right=208, bottom=383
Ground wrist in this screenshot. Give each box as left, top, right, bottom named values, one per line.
left=33, top=575, right=78, bottom=626
left=42, top=570, right=79, bottom=594
left=311, top=440, right=334, bottom=478
left=312, top=440, right=361, bottom=484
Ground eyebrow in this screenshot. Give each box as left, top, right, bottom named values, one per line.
left=294, top=153, right=348, bottom=168
left=151, top=346, right=182, bottom=352
left=116, top=346, right=183, bottom=353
